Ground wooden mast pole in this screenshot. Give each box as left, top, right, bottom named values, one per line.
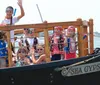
left=36, top=4, right=44, bottom=22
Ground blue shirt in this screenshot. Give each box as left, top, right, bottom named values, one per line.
left=64, top=38, right=70, bottom=53
left=0, top=40, right=8, bottom=57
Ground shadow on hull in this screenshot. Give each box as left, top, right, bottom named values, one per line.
left=0, top=54, right=100, bottom=85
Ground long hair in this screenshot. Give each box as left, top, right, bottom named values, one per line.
left=6, top=6, right=14, bottom=53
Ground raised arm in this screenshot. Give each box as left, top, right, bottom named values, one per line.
left=17, top=0, right=25, bottom=20
left=32, top=54, right=45, bottom=64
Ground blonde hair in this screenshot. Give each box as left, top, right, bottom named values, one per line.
left=37, top=44, right=44, bottom=49
left=36, top=44, right=45, bottom=55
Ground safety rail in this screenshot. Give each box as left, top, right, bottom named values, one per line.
left=0, top=18, right=94, bottom=67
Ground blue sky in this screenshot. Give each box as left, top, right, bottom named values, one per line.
left=0, top=0, right=99, bottom=32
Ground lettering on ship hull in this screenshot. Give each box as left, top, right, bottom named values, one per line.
left=55, top=61, right=100, bottom=77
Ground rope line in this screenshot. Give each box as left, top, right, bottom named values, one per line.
left=54, top=53, right=100, bottom=71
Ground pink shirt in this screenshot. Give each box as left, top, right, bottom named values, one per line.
left=51, top=34, right=64, bottom=55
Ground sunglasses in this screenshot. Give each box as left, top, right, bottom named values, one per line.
left=6, top=10, right=13, bottom=13
left=37, top=48, right=43, bottom=51
left=24, top=28, right=28, bottom=30
left=18, top=49, right=26, bottom=53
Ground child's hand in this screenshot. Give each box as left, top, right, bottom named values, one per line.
left=24, top=58, right=30, bottom=65
left=30, top=47, right=35, bottom=55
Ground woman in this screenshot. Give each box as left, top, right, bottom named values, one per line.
left=19, top=28, right=38, bottom=53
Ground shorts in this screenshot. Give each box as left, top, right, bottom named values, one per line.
left=51, top=54, right=61, bottom=61
left=0, top=58, right=6, bottom=68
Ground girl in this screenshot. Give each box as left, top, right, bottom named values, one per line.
left=1, top=0, right=25, bottom=42
left=1, top=0, right=25, bottom=53
left=64, top=26, right=77, bottom=60
left=50, top=26, right=65, bottom=61
left=15, top=46, right=32, bottom=67
left=31, top=45, right=46, bottom=64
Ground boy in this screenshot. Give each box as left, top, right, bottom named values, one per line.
left=0, top=31, right=8, bottom=68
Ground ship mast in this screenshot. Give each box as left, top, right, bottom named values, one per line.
left=36, top=4, right=44, bottom=22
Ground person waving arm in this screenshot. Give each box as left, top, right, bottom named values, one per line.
left=17, top=0, right=25, bottom=20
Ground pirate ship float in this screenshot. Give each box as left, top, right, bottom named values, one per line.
left=0, top=18, right=100, bottom=85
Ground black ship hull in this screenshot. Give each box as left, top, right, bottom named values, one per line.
left=0, top=54, right=100, bottom=85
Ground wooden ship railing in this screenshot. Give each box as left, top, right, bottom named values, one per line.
left=0, top=18, right=94, bottom=67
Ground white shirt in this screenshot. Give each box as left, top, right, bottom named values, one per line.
left=27, top=38, right=34, bottom=48
left=20, top=35, right=35, bottom=47
left=1, top=17, right=19, bottom=43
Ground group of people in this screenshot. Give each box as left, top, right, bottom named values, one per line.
left=50, top=26, right=77, bottom=61
left=0, top=0, right=77, bottom=68
left=14, top=28, right=46, bottom=66
left=13, top=25, right=77, bottom=67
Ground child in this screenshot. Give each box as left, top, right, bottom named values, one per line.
left=0, top=31, right=8, bottom=68
left=1, top=0, right=25, bottom=53
left=64, top=26, right=76, bottom=60
left=16, top=46, right=32, bottom=67
left=31, top=44, right=46, bottom=64
left=50, top=26, right=65, bottom=61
